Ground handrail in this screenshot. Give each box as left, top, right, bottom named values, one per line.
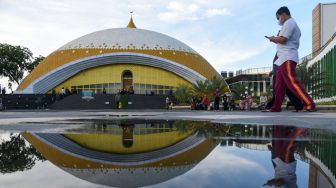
left=299, top=31, right=336, bottom=65
left=236, top=67, right=272, bottom=76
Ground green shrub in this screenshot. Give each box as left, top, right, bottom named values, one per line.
left=317, top=100, right=336, bottom=105
left=174, top=84, right=192, bottom=104
left=119, top=94, right=129, bottom=109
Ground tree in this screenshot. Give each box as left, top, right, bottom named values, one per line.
left=230, top=81, right=253, bottom=99
left=191, top=77, right=230, bottom=99
left=0, top=133, right=45, bottom=174
left=230, top=83, right=245, bottom=97
left=192, top=80, right=210, bottom=98
left=0, top=43, right=44, bottom=86
left=208, top=76, right=229, bottom=94
left=28, top=55, right=44, bottom=73
left=173, top=84, right=193, bottom=104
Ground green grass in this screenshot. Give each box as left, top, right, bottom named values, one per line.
left=317, top=100, right=336, bottom=105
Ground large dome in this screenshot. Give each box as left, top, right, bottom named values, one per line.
left=58, top=28, right=197, bottom=54
left=17, top=18, right=221, bottom=94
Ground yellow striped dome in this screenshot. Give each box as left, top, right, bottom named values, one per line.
left=17, top=18, right=221, bottom=94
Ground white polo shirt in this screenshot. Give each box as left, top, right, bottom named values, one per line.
left=275, top=18, right=301, bottom=66
left=272, top=157, right=298, bottom=188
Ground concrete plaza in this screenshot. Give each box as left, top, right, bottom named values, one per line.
left=0, top=110, right=335, bottom=132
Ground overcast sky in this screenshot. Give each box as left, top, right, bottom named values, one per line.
left=0, top=0, right=335, bottom=92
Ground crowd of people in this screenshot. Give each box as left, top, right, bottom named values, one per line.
left=190, top=90, right=269, bottom=111
left=239, top=94, right=253, bottom=111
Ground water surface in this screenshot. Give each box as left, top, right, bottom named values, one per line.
left=0, top=119, right=335, bottom=188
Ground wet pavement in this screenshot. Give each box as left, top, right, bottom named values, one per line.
left=0, top=110, right=336, bottom=130
left=0, top=111, right=336, bottom=187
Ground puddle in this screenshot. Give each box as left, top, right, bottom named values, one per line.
left=0, top=119, right=335, bottom=188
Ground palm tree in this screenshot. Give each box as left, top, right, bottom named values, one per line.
left=208, top=76, right=229, bottom=93
left=175, top=76, right=230, bottom=103
left=173, top=84, right=192, bottom=104
left=230, top=82, right=253, bottom=98
left=191, top=80, right=210, bottom=97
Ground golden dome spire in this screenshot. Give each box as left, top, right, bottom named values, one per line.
left=127, top=12, right=137, bottom=28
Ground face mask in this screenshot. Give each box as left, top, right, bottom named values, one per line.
left=278, top=18, right=284, bottom=26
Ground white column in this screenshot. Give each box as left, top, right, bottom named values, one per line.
left=263, top=80, right=266, bottom=93
left=257, top=81, right=260, bottom=96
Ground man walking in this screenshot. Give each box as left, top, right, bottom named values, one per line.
left=265, top=6, right=316, bottom=112
left=265, top=53, right=303, bottom=112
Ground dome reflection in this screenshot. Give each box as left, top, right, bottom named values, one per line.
left=23, top=120, right=219, bottom=187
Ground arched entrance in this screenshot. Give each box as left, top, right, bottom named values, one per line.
left=122, top=70, right=133, bottom=91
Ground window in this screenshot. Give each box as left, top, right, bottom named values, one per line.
left=115, top=83, right=121, bottom=89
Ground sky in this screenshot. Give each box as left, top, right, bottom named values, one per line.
left=0, top=0, right=335, bottom=92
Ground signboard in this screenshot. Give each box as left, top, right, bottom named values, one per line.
left=81, top=90, right=94, bottom=100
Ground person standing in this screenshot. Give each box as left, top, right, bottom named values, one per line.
left=202, top=95, right=210, bottom=110
left=115, top=92, right=121, bottom=109
left=166, top=97, right=170, bottom=110
left=191, top=96, right=196, bottom=110
left=61, top=87, right=65, bottom=96
left=246, top=95, right=253, bottom=111
left=259, top=93, right=268, bottom=110
left=213, top=89, right=220, bottom=110
left=239, top=94, right=246, bottom=110
left=229, top=95, right=235, bottom=111
left=1, top=87, right=6, bottom=95
left=222, top=94, right=228, bottom=111
left=265, top=7, right=316, bottom=112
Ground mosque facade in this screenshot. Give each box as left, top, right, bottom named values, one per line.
left=17, top=18, right=221, bottom=94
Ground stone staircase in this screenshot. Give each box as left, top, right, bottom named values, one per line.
left=50, top=94, right=115, bottom=109
left=126, top=94, right=171, bottom=109
left=0, top=94, right=54, bottom=109
left=50, top=94, right=173, bottom=109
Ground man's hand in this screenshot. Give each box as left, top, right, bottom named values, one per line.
left=269, top=36, right=288, bottom=44
left=269, top=36, right=277, bottom=43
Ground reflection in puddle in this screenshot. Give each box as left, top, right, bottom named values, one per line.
left=1, top=119, right=335, bottom=188
left=0, top=133, right=45, bottom=174
left=22, top=120, right=219, bottom=187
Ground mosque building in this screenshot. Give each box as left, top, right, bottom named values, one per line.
left=17, top=17, right=223, bottom=94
